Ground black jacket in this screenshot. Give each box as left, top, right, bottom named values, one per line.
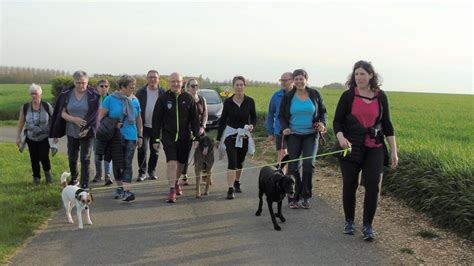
left=279, top=87, right=328, bottom=133
left=333, top=88, right=394, bottom=138
left=151, top=90, right=200, bottom=144
left=135, top=85, right=165, bottom=128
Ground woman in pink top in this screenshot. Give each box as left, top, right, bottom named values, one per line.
left=333, top=61, right=399, bottom=241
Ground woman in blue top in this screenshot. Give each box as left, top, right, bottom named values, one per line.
left=99, top=75, right=143, bottom=202
left=279, top=69, right=328, bottom=209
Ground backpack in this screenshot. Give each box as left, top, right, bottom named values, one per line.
left=22, top=101, right=52, bottom=118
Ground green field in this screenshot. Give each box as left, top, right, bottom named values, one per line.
left=0, top=142, right=69, bottom=264
left=0, top=84, right=54, bottom=120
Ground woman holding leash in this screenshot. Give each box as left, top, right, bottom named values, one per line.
left=280, top=69, right=328, bottom=209
left=16, top=83, right=55, bottom=185
left=333, top=60, right=398, bottom=241
left=216, top=75, right=257, bottom=200
left=99, top=75, right=143, bottom=202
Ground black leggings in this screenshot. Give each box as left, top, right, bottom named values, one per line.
left=225, top=136, right=248, bottom=170
left=340, top=147, right=383, bottom=226
left=26, top=137, right=51, bottom=178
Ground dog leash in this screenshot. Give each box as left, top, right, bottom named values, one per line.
left=89, top=147, right=352, bottom=192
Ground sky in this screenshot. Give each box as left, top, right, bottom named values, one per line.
left=0, top=0, right=473, bottom=94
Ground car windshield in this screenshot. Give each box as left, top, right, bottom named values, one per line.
left=200, top=91, right=222, bottom=104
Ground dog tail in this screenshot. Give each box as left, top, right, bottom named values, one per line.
left=277, top=154, right=290, bottom=171
left=60, top=172, right=70, bottom=188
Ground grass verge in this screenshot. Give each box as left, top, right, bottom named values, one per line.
left=0, top=142, right=68, bottom=264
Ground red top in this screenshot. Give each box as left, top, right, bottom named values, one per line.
left=351, top=88, right=382, bottom=148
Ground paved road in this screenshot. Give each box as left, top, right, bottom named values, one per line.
left=1, top=127, right=390, bottom=265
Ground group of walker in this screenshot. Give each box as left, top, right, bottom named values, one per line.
left=16, top=60, right=398, bottom=240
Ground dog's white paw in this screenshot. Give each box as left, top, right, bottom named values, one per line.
left=67, top=220, right=74, bottom=224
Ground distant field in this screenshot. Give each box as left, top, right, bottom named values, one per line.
left=0, top=84, right=53, bottom=120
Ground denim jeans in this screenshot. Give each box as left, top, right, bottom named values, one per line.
left=287, top=133, right=319, bottom=201
left=93, top=139, right=111, bottom=177
left=67, top=136, right=93, bottom=188
left=118, top=140, right=136, bottom=183
left=137, top=127, right=159, bottom=176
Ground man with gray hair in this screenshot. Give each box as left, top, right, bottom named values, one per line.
left=50, top=70, right=100, bottom=189
left=135, top=70, right=165, bottom=181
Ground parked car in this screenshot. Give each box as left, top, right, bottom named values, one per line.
left=198, top=89, right=223, bottom=129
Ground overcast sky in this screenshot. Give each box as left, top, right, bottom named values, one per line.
left=0, top=0, right=472, bottom=94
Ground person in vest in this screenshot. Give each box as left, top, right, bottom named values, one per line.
left=92, top=79, right=113, bottom=185
left=16, top=83, right=55, bottom=185
left=49, top=70, right=100, bottom=189
left=333, top=60, right=398, bottom=241
left=181, top=78, right=208, bottom=186
left=280, top=69, right=328, bottom=209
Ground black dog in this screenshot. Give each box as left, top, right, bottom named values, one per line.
left=255, top=155, right=295, bottom=231
left=194, top=135, right=214, bottom=198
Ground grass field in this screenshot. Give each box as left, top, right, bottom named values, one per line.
left=0, top=142, right=69, bottom=264
left=0, top=84, right=54, bottom=120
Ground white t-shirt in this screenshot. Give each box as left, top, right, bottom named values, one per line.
left=144, top=87, right=159, bottom=128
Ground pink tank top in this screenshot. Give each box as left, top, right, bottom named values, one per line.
left=351, top=88, right=382, bottom=148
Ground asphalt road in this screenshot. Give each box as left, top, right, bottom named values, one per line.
left=1, top=127, right=390, bottom=265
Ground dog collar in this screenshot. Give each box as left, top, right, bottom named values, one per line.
left=75, top=189, right=86, bottom=200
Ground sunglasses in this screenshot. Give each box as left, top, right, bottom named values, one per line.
left=190, top=84, right=199, bottom=89
left=99, top=85, right=109, bottom=88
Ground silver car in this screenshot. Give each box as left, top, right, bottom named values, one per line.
left=198, top=89, right=223, bottom=129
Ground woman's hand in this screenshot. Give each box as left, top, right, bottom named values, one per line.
left=16, top=136, right=21, bottom=147
left=72, top=117, right=87, bottom=127
left=152, top=143, right=160, bottom=151
left=336, top=132, right=351, bottom=149
left=199, top=126, right=205, bottom=135
left=282, top=128, right=292, bottom=136
left=78, top=128, right=89, bottom=138
left=391, top=151, right=399, bottom=170
left=137, top=138, right=143, bottom=148
left=314, top=122, right=327, bottom=133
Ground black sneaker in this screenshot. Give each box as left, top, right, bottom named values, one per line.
left=68, top=179, right=78, bottom=186
left=148, top=174, right=158, bottom=180
left=92, top=175, right=102, bottom=183
left=227, top=187, right=235, bottom=199
left=104, top=178, right=114, bottom=186
left=362, top=224, right=375, bottom=241
left=343, top=220, right=355, bottom=235
left=114, top=187, right=124, bottom=199
left=122, top=190, right=135, bottom=202
left=137, top=174, right=146, bottom=182
left=234, top=181, right=242, bottom=193
left=33, top=177, right=40, bottom=185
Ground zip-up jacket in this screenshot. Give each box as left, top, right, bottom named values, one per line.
left=49, top=85, right=100, bottom=138
left=279, top=87, right=328, bottom=133
left=333, top=88, right=394, bottom=139
left=135, top=85, right=165, bottom=127
left=151, top=90, right=200, bottom=144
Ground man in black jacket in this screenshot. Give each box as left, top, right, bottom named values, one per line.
left=135, top=70, right=165, bottom=181
left=152, top=72, right=200, bottom=203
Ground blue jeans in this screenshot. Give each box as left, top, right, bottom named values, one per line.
left=122, top=140, right=136, bottom=183
left=93, top=139, right=111, bottom=177
left=287, top=133, right=319, bottom=201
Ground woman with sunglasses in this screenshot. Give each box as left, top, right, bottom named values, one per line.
left=180, top=78, right=208, bottom=186
left=92, top=79, right=113, bottom=185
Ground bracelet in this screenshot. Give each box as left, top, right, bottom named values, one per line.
left=138, top=136, right=143, bottom=138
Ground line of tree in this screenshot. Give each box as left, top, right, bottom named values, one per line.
left=0, top=66, right=69, bottom=84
